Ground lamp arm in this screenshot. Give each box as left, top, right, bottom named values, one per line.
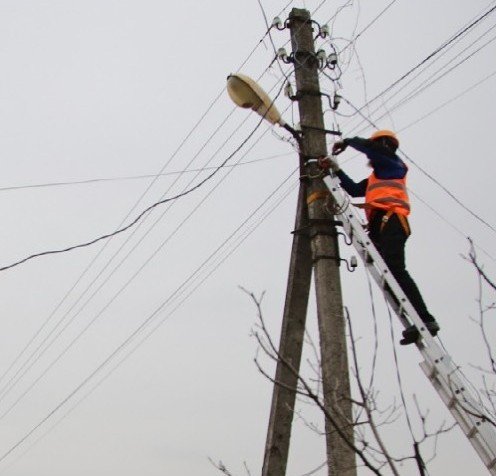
left=281, top=122, right=301, bottom=142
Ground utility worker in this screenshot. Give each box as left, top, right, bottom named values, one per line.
left=319, top=130, right=439, bottom=345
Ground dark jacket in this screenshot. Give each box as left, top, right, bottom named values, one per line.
left=335, top=137, right=407, bottom=197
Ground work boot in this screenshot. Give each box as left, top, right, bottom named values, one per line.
left=400, top=321, right=440, bottom=346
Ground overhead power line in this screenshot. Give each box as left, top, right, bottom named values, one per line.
left=0, top=112, right=269, bottom=273
left=1, top=177, right=300, bottom=474
left=0, top=27, right=279, bottom=389
left=0, top=5, right=297, bottom=465
left=0, top=170, right=299, bottom=468
left=0, top=83, right=294, bottom=407
left=0, top=114, right=286, bottom=410
left=340, top=0, right=400, bottom=51
left=327, top=2, right=496, bottom=134
left=409, top=189, right=495, bottom=262
left=0, top=54, right=293, bottom=416
left=0, top=12, right=280, bottom=351
left=0, top=109, right=244, bottom=390
left=353, top=2, right=496, bottom=116
left=1, top=25, right=291, bottom=276
left=397, top=68, right=496, bottom=133
left=0, top=153, right=291, bottom=193
left=399, top=148, right=496, bottom=236
left=349, top=22, right=496, bottom=136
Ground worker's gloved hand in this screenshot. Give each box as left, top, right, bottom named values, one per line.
left=318, top=155, right=340, bottom=172
left=332, top=141, right=347, bottom=155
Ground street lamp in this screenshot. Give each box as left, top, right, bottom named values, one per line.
left=226, top=74, right=298, bottom=138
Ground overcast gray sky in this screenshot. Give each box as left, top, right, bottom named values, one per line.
left=1, top=0, right=496, bottom=475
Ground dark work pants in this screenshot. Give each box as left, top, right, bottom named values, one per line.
left=368, top=211, right=435, bottom=324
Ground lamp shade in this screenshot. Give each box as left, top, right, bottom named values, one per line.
left=226, top=74, right=284, bottom=126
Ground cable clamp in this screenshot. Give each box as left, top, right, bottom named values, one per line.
left=290, top=89, right=322, bottom=100
left=300, top=124, right=342, bottom=136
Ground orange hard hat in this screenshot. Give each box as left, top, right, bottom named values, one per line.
left=369, top=129, right=399, bottom=147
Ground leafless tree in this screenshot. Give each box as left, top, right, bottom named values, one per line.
left=217, top=287, right=454, bottom=476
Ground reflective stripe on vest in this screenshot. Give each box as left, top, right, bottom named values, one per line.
left=365, top=172, right=410, bottom=219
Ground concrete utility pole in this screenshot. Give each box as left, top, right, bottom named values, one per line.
left=262, top=8, right=356, bottom=476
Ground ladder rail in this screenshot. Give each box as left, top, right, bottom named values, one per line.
left=322, top=173, right=496, bottom=474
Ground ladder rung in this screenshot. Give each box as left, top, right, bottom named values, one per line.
left=447, top=396, right=458, bottom=409
left=468, top=424, right=481, bottom=439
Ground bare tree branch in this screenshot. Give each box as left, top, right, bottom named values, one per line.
left=208, top=458, right=234, bottom=476
left=346, top=309, right=400, bottom=476
left=467, top=238, right=496, bottom=292
left=241, top=287, right=458, bottom=475
left=240, top=287, right=384, bottom=475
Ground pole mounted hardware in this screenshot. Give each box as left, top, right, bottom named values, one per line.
left=317, top=24, right=330, bottom=39
left=271, top=16, right=290, bottom=31
left=331, top=92, right=341, bottom=110
left=327, top=52, right=338, bottom=66
left=227, top=9, right=354, bottom=476
left=263, top=8, right=356, bottom=475
left=276, top=47, right=293, bottom=64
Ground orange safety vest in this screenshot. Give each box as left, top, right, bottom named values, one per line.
left=364, top=172, right=410, bottom=220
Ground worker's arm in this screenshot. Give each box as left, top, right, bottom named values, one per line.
left=318, top=155, right=367, bottom=197
left=332, top=137, right=378, bottom=156
left=343, top=137, right=376, bottom=154
left=343, top=136, right=407, bottom=179
left=335, top=169, right=367, bottom=197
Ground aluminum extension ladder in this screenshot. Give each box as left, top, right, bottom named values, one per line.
left=322, top=172, right=496, bottom=474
